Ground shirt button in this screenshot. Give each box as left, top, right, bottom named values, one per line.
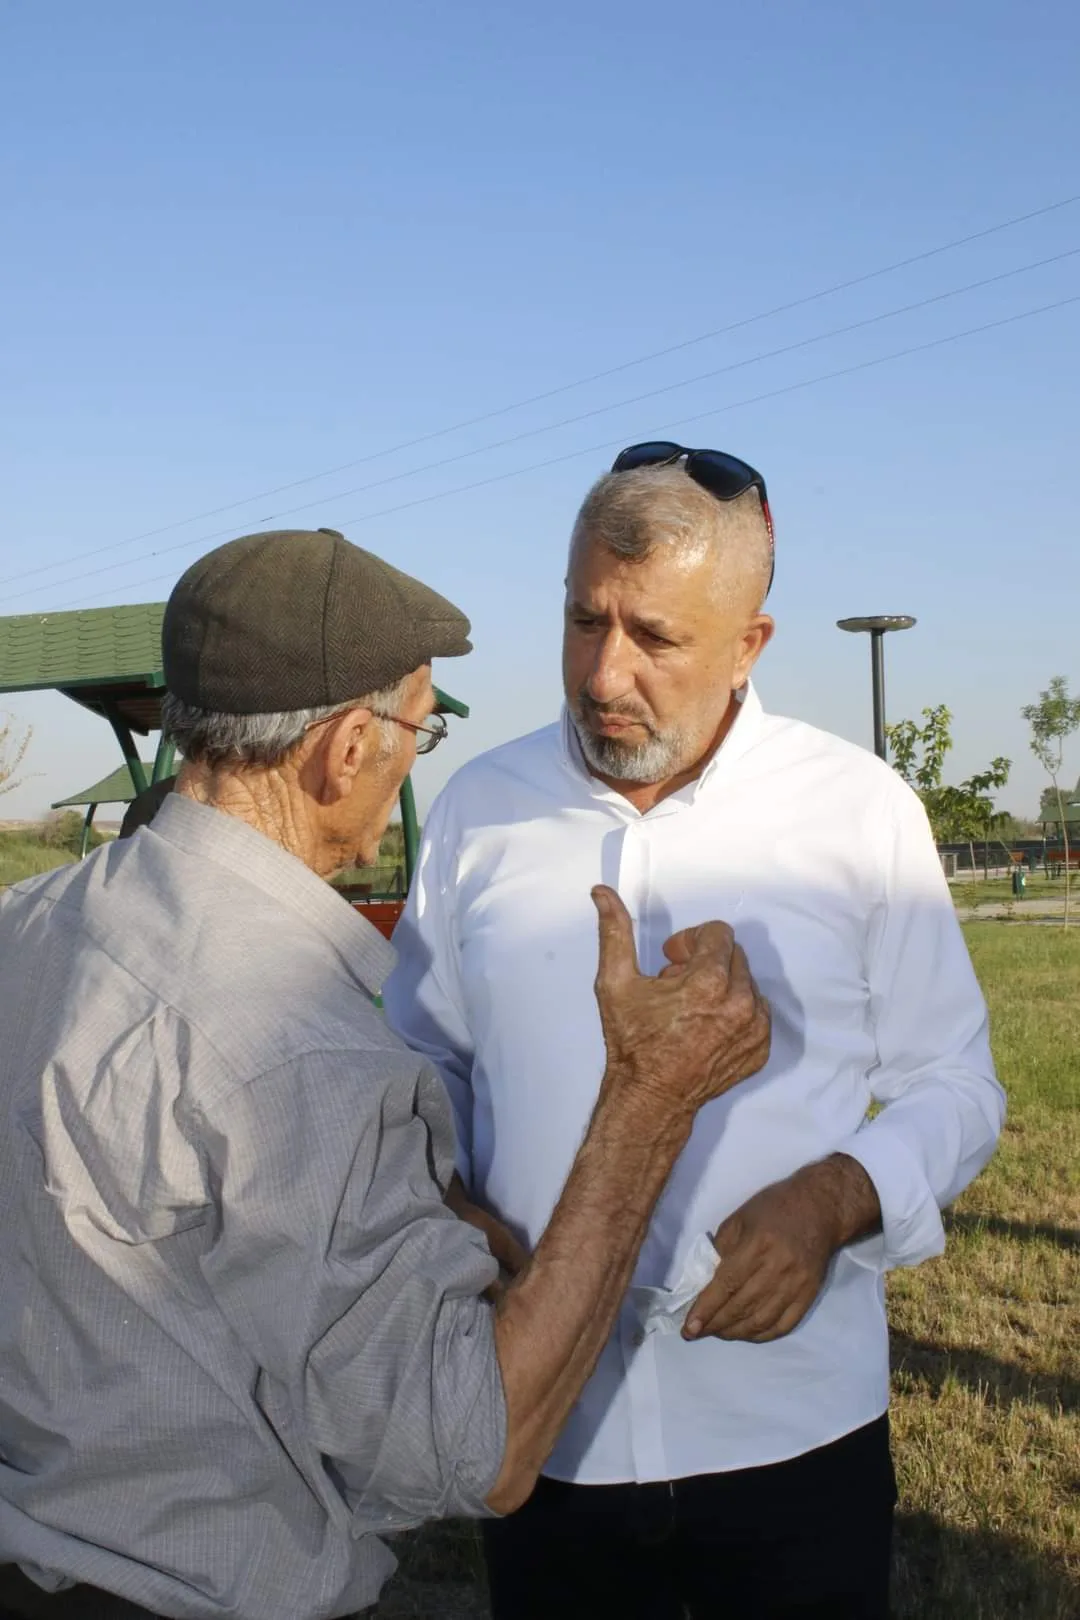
left=632, top=1329, right=645, bottom=1348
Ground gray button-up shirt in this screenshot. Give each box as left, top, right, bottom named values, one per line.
left=0, top=796, right=506, bottom=1619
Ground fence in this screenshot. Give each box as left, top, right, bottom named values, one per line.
left=937, top=840, right=1079, bottom=876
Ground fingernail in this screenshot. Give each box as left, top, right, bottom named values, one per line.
left=684, top=1317, right=702, bottom=1339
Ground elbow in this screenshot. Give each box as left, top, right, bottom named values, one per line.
left=484, top=1455, right=540, bottom=1517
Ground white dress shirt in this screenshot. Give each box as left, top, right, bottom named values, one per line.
left=383, top=686, right=1004, bottom=1484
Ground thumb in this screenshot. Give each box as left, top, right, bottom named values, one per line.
left=592, top=885, right=641, bottom=989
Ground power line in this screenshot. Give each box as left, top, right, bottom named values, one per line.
left=156, top=245, right=1080, bottom=518
left=47, top=290, right=1080, bottom=615
left=6, top=190, right=1078, bottom=592
left=6, top=245, right=1077, bottom=608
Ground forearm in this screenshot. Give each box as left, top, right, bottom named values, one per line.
left=487, top=1084, right=690, bottom=1513
left=794, top=1152, right=883, bottom=1248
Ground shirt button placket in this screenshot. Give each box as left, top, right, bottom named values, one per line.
left=617, top=822, right=668, bottom=1482
left=620, top=1311, right=668, bottom=1482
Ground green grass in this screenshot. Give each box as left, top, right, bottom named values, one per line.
left=0, top=834, right=74, bottom=888
left=333, top=856, right=406, bottom=896
left=0, top=814, right=115, bottom=890
left=371, top=924, right=1080, bottom=1619
left=951, top=876, right=1072, bottom=906
left=887, top=923, right=1080, bottom=1619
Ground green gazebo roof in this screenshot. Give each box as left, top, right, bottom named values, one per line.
left=52, top=763, right=157, bottom=810
left=0, top=603, right=166, bottom=733
left=0, top=600, right=469, bottom=733
left=0, top=603, right=164, bottom=691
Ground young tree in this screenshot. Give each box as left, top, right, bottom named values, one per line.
left=887, top=706, right=956, bottom=842
left=957, top=759, right=1012, bottom=878
left=1021, top=676, right=1080, bottom=929
left=886, top=707, right=1011, bottom=877
left=0, top=712, right=32, bottom=799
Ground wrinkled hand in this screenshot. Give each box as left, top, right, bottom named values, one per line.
left=446, top=1172, right=529, bottom=1285
left=684, top=1156, right=880, bottom=1343
left=592, top=886, right=771, bottom=1118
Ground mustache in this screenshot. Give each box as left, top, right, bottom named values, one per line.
left=574, top=692, right=657, bottom=732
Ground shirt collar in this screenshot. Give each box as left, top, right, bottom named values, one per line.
left=149, top=794, right=397, bottom=998
left=560, top=681, right=767, bottom=815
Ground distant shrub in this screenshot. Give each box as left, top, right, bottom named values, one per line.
left=40, top=811, right=108, bottom=856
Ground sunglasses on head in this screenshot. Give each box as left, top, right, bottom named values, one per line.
left=610, top=441, right=774, bottom=590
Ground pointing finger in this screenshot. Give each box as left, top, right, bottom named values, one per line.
left=592, top=886, right=641, bottom=990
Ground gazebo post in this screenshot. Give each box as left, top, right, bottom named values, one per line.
left=104, top=706, right=149, bottom=797
left=79, top=804, right=99, bottom=860
left=399, top=776, right=420, bottom=885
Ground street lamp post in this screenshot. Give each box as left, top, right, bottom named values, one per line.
left=836, top=615, right=917, bottom=761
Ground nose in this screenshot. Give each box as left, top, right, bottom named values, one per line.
left=586, top=627, right=636, bottom=704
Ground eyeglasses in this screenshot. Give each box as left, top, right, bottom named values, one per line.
left=611, top=441, right=774, bottom=589
left=378, top=711, right=448, bottom=754
left=304, top=707, right=448, bottom=754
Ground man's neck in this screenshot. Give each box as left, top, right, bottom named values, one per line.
left=590, top=693, right=741, bottom=815
left=175, top=762, right=336, bottom=876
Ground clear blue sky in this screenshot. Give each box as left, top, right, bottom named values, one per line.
left=1, top=0, right=1078, bottom=821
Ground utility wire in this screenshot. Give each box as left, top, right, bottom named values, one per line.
left=5, top=190, right=1077, bottom=592
left=46, top=290, right=1080, bottom=615
left=7, top=245, right=1077, bottom=608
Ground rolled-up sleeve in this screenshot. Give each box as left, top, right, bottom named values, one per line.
left=197, top=1047, right=506, bottom=1531
left=838, top=785, right=1006, bottom=1272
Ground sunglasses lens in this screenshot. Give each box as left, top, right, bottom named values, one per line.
left=609, top=442, right=773, bottom=590
left=611, top=441, right=685, bottom=473
left=685, top=450, right=758, bottom=501
left=688, top=452, right=773, bottom=552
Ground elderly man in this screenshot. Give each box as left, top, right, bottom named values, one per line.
left=385, top=446, right=1006, bottom=1620
left=0, top=527, right=770, bottom=1620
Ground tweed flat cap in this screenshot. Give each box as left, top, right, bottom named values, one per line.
left=162, top=528, right=471, bottom=714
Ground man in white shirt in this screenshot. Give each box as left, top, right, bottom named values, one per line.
left=383, top=444, right=1004, bottom=1619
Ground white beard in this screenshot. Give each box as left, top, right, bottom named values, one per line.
left=570, top=709, right=690, bottom=784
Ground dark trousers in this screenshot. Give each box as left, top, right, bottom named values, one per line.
left=483, top=1415, right=896, bottom=1620
left=0, top=1566, right=162, bottom=1618
left=0, top=1565, right=365, bottom=1620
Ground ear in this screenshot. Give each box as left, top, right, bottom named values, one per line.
left=313, top=707, right=379, bottom=802
left=732, top=614, right=774, bottom=688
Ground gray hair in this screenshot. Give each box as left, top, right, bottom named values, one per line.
left=571, top=464, right=772, bottom=608
left=161, top=676, right=410, bottom=769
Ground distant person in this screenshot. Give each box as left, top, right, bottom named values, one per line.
left=385, top=447, right=1006, bottom=1620
left=0, top=526, right=769, bottom=1620
left=118, top=773, right=177, bottom=839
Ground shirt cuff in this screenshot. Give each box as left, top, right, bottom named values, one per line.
left=836, top=1126, right=946, bottom=1273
